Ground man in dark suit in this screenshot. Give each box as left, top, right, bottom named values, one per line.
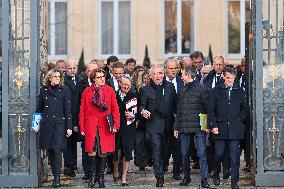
left=238, top=58, right=250, bottom=172
left=105, top=56, right=119, bottom=80
left=106, top=61, right=124, bottom=92
left=73, top=61, right=98, bottom=180
left=62, top=59, right=83, bottom=177
left=190, top=51, right=204, bottom=81
left=208, top=67, right=247, bottom=189
left=140, top=65, right=177, bottom=187
left=203, top=56, right=231, bottom=178
left=164, top=59, right=183, bottom=180
left=203, top=56, right=225, bottom=89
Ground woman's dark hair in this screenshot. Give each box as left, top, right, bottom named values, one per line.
left=89, top=68, right=106, bottom=81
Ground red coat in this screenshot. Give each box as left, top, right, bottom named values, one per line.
left=80, top=84, right=120, bottom=153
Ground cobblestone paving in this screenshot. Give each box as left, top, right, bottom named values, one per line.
left=41, top=144, right=254, bottom=188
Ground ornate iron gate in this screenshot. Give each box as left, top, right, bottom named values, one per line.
left=253, top=0, right=284, bottom=186
left=0, top=0, right=48, bottom=187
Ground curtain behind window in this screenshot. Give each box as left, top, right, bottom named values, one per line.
left=102, top=2, right=114, bottom=55
left=55, top=2, right=67, bottom=55
left=118, top=1, right=131, bottom=54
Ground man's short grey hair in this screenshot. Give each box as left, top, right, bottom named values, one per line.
left=164, top=58, right=179, bottom=67
left=150, top=64, right=164, bottom=75
left=184, top=66, right=196, bottom=78
left=66, top=59, right=78, bottom=67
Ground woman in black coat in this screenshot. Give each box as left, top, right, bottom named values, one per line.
left=113, top=75, right=138, bottom=186
left=36, top=68, right=72, bottom=188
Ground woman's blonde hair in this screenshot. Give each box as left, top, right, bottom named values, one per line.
left=43, top=68, right=64, bottom=86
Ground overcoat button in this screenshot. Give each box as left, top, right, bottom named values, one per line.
left=53, top=115, right=56, bottom=118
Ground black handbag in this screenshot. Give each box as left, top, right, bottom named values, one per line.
left=107, top=113, right=114, bottom=132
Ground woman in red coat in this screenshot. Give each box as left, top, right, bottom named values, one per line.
left=80, top=68, right=120, bottom=188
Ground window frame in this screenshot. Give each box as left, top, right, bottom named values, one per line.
left=48, top=0, right=68, bottom=60
left=162, top=0, right=195, bottom=58
left=225, top=0, right=247, bottom=58
left=99, top=0, right=132, bottom=59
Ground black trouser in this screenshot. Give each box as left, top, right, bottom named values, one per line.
left=240, top=124, right=251, bottom=166
left=149, top=132, right=168, bottom=181
left=171, top=136, right=182, bottom=175
left=213, top=140, right=240, bottom=181
left=48, top=149, right=62, bottom=176
left=63, top=134, right=77, bottom=169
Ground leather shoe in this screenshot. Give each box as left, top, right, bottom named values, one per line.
left=139, top=167, right=146, bottom=171
left=156, top=180, right=164, bottom=187
left=63, top=168, right=76, bottom=177
left=113, top=176, right=120, bottom=183
left=121, top=182, right=128, bottom=186
left=231, top=180, right=239, bottom=189
left=180, top=178, right=191, bottom=186
left=213, top=176, right=220, bottom=186
left=172, top=174, right=182, bottom=180
left=106, top=167, right=113, bottom=174
left=192, top=162, right=199, bottom=169
left=82, top=173, right=91, bottom=180
left=201, top=178, right=210, bottom=188
left=223, top=169, right=230, bottom=179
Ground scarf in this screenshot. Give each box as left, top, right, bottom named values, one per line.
left=150, top=79, right=166, bottom=118
left=91, top=84, right=108, bottom=112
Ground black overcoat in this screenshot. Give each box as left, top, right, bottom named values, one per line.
left=207, top=83, right=247, bottom=140
left=174, top=80, right=209, bottom=133
left=36, top=85, right=72, bottom=149
left=115, top=91, right=138, bottom=160
left=139, top=80, right=177, bottom=134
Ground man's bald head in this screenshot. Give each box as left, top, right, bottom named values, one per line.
left=66, top=59, right=78, bottom=77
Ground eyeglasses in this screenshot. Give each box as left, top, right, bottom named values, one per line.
left=96, top=75, right=105, bottom=79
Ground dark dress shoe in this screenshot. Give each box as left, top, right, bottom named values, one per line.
left=51, top=175, right=61, bottom=188
left=121, top=182, right=129, bottom=186
left=223, top=169, right=230, bottom=179
left=231, top=180, right=239, bottom=189
left=63, top=168, right=76, bottom=177
left=82, top=173, right=91, bottom=180
left=192, top=162, right=199, bottom=169
left=213, top=176, right=220, bottom=186
left=180, top=178, right=191, bottom=186
left=201, top=178, right=210, bottom=188
left=156, top=180, right=164, bottom=187
left=106, top=167, right=113, bottom=174
left=139, top=167, right=146, bottom=171
left=172, top=174, right=182, bottom=180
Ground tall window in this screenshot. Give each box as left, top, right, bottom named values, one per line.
left=48, top=0, right=68, bottom=57
left=163, top=0, right=194, bottom=56
left=226, top=0, right=250, bottom=56
left=101, top=0, right=131, bottom=56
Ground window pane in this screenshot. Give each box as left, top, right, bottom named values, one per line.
left=118, top=1, right=131, bottom=54
left=182, top=1, right=193, bottom=54
left=55, top=2, right=67, bottom=55
left=228, top=1, right=241, bottom=54
left=102, top=2, right=114, bottom=55
left=164, top=1, right=177, bottom=54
